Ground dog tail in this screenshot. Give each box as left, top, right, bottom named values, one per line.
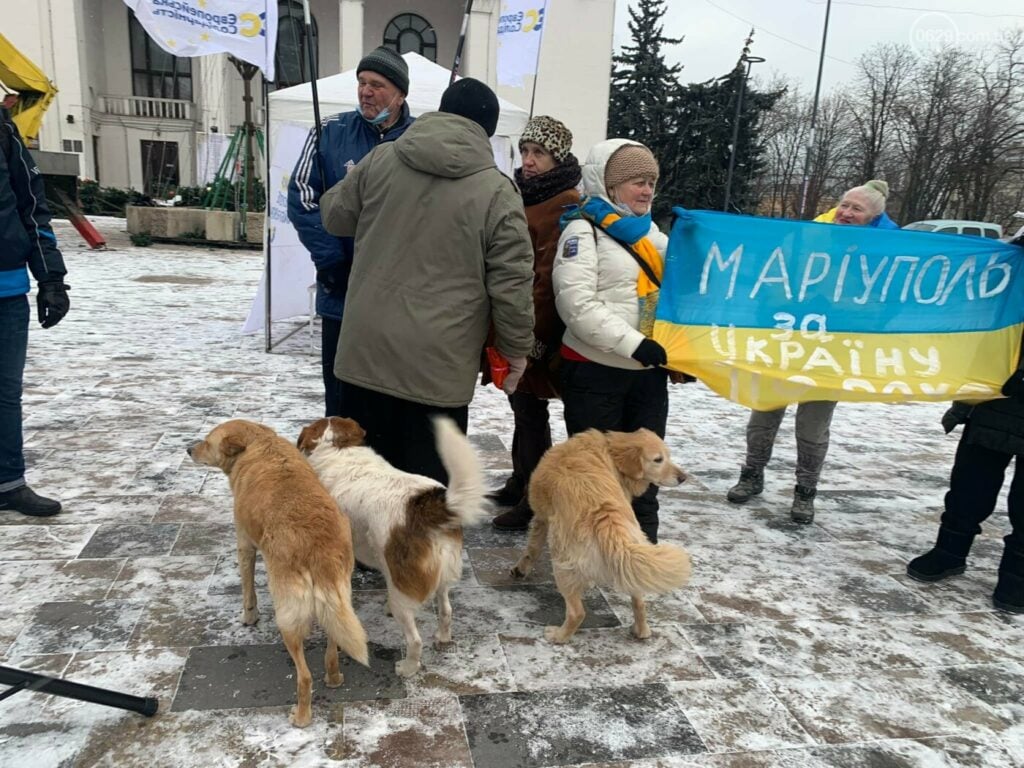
left=313, top=574, right=370, bottom=667
left=432, top=416, right=488, bottom=528
left=595, top=510, right=691, bottom=595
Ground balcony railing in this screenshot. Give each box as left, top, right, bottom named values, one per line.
left=99, top=95, right=194, bottom=121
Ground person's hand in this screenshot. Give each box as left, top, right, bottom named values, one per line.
left=316, top=265, right=347, bottom=295
left=1002, top=370, right=1024, bottom=402
left=669, top=370, right=696, bottom=384
left=631, top=338, right=667, bottom=368
left=502, top=357, right=528, bottom=395
left=941, top=408, right=960, bottom=434
left=37, top=282, right=70, bottom=328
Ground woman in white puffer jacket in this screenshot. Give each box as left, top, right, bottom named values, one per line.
left=552, top=139, right=672, bottom=544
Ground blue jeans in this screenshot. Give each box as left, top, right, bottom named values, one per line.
left=0, top=295, right=29, bottom=491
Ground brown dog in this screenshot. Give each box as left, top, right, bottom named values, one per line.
left=512, top=428, right=691, bottom=644
left=188, top=419, right=369, bottom=727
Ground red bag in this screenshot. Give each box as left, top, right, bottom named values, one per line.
left=486, top=347, right=509, bottom=390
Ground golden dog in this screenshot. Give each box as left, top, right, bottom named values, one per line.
left=188, top=419, right=369, bottom=727
left=512, top=428, right=691, bottom=643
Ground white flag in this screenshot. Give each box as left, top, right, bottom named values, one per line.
left=123, top=0, right=278, bottom=81
left=497, top=0, right=546, bottom=88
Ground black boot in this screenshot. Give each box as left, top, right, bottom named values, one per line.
left=487, top=475, right=523, bottom=507
left=726, top=466, right=764, bottom=503
left=993, top=539, right=1024, bottom=614
left=0, top=485, right=62, bottom=517
left=906, top=527, right=974, bottom=583
left=492, top=497, right=533, bottom=531
left=790, top=485, right=816, bottom=525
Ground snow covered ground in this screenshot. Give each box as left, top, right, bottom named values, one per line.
left=0, top=217, right=1021, bottom=767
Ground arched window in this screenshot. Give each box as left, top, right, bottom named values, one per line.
left=275, top=1, right=318, bottom=88
left=383, top=13, right=437, bottom=62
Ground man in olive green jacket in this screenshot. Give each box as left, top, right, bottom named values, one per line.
left=320, top=78, right=534, bottom=483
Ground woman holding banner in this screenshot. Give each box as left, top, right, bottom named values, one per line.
left=727, top=179, right=897, bottom=524
left=551, top=140, right=670, bottom=544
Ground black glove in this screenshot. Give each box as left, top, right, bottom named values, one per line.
left=316, top=264, right=349, bottom=296
left=1002, top=370, right=1024, bottom=402
left=631, top=338, right=667, bottom=368
left=37, top=281, right=70, bottom=328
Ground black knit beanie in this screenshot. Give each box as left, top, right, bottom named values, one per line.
left=439, top=78, right=500, bottom=137
left=357, top=47, right=409, bottom=95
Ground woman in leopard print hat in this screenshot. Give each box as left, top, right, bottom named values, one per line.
left=490, top=116, right=582, bottom=531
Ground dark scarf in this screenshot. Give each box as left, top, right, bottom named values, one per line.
left=515, top=154, right=582, bottom=207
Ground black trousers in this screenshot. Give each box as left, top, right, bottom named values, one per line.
left=510, top=391, right=553, bottom=490
left=943, top=428, right=1023, bottom=551
left=560, top=359, right=669, bottom=543
left=321, top=317, right=346, bottom=417
left=344, top=383, right=469, bottom=485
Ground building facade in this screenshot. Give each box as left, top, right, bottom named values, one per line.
left=5, top=0, right=614, bottom=195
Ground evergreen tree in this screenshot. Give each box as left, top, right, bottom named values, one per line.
left=608, top=0, right=684, bottom=221
left=609, top=6, right=779, bottom=219
left=674, top=60, right=781, bottom=213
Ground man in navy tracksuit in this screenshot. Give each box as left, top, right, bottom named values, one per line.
left=0, top=106, right=70, bottom=517
left=287, top=47, right=414, bottom=417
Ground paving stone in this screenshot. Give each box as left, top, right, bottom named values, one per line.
left=459, top=684, right=706, bottom=767
left=9, top=600, right=145, bottom=656
left=171, top=642, right=404, bottom=711
left=78, top=523, right=181, bottom=559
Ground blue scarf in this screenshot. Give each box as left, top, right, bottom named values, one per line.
left=561, top=196, right=654, bottom=243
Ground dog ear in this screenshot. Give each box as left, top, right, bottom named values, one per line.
left=609, top=440, right=645, bottom=480
left=296, top=424, right=316, bottom=454
left=220, top=434, right=247, bottom=457
left=330, top=418, right=366, bottom=448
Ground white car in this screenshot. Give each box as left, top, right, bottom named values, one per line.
left=903, top=219, right=1003, bottom=239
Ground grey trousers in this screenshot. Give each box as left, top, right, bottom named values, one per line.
left=744, top=401, right=838, bottom=489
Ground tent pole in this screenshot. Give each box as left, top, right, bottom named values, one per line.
left=263, top=76, right=273, bottom=353
left=301, top=0, right=325, bottom=186
left=450, top=0, right=474, bottom=85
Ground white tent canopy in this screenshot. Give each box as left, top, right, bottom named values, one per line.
left=269, top=52, right=529, bottom=142
left=243, top=52, right=530, bottom=337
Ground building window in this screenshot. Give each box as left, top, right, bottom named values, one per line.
left=128, top=12, right=192, bottom=101
left=62, top=139, right=84, bottom=153
left=141, top=140, right=180, bottom=198
left=276, top=1, right=318, bottom=88
left=383, top=13, right=436, bottom=62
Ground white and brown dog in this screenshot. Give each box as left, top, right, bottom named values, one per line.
left=297, top=416, right=487, bottom=677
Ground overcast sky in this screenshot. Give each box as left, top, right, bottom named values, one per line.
left=613, top=0, right=1024, bottom=94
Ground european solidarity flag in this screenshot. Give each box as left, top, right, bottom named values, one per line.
left=124, top=1, right=278, bottom=81
left=656, top=209, right=1024, bottom=410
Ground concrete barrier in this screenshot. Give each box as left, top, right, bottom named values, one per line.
left=126, top=206, right=206, bottom=238
left=205, top=210, right=240, bottom=242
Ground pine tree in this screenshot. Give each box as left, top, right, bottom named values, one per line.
left=608, top=0, right=684, bottom=221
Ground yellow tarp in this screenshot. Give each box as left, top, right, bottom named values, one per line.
left=0, top=33, right=58, bottom=141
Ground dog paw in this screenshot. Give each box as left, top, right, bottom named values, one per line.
left=544, top=625, right=572, bottom=644
left=510, top=561, right=531, bottom=578
left=324, top=672, right=344, bottom=688
left=241, top=609, right=259, bottom=626
left=433, top=638, right=456, bottom=652
left=289, top=706, right=312, bottom=728
left=631, top=624, right=652, bottom=640
left=395, top=658, right=420, bottom=678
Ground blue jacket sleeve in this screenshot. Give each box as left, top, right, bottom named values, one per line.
left=287, top=124, right=346, bottom=271
left=3, top=113, right=66, bottom=282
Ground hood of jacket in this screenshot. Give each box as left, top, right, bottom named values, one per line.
left=580, top=138, right=647, bottom=202
left=393, top=112, right=496, bottom=179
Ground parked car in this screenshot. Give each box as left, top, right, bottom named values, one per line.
left=903, top=219, right=1003, bottom=239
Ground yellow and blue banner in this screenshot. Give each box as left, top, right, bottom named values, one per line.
left=656, top=208, right=1024, bottom=410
